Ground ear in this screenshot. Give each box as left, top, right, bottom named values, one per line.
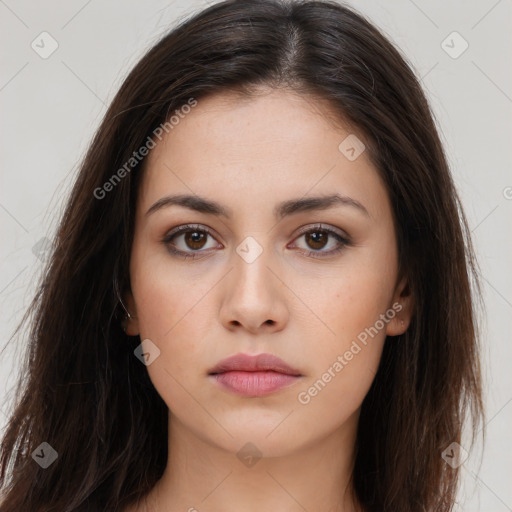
left=122, top=288, right=140, bottom=337
left=385, top=274, right=414, bottom=336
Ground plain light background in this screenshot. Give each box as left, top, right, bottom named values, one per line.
left=1, top=0, right=511, bottom=510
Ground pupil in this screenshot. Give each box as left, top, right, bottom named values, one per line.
left=307, top=231, right=327, bottom=250
left=186, top=231, right=205, bottom=249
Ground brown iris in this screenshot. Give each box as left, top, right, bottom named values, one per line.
left=305, top=230, right=328, bottom=250
left=184, top=230, right=208, bottom=250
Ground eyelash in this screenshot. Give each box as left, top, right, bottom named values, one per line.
left=161, top=223, right=351, bottom=260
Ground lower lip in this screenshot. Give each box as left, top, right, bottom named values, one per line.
left=210, top=370, right=301, bottom=397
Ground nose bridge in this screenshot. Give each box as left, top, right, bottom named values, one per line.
left=232, top=233, right=276, bottom=304
left=220, top=233, right=287, bottom=332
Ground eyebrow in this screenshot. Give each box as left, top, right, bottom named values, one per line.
left=145, top=193, right=370, bottom=220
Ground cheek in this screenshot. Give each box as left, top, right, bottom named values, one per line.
left=296, top=276, right=390, bottom=425
left=297, top=247, right=396, bottom=406
left=134, top=277, right=213, bottom=364
left=311, top=258, right=396, bottom=344
left=130, top=261, right=212, bottom=412
left=128, top=243, right=208, bottom=378
left=295, top=353, right=379, bottom=439
left=130, top=235, right=213, bottom=340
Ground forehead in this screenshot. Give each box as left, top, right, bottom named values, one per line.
left=138, top=88, right=389, bottom=221
left=151, top=87, right=352, bottom=157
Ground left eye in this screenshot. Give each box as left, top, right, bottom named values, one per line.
left=290, top=225, right=350, bottom=258
left=162, top=224, right=350, bottom=260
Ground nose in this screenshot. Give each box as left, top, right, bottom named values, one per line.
left=219, top=242, right=289, bottom=334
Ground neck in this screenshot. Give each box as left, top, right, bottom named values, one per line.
left=146, top=409, right=362, bottom=512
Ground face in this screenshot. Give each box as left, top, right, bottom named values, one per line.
left=125, top=88, right=412, bottom=456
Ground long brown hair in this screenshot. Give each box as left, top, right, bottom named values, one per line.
left=0, top=1, right=484, bottom=510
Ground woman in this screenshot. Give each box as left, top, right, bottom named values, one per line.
left=0, top=1, right=484, bottom=511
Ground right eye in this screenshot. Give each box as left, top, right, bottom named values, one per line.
left=161, top=224, right=222, bottom=259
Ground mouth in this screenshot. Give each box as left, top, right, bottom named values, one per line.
left=208, top=352, right=303, bottom=397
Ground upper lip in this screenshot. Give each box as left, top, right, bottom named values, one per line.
left=208, top=353, right=302, bottom=376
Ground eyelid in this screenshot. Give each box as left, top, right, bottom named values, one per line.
left=161, top=224, right=221, bottom=260
left=162, top=223, right=222, bottom=247
left=287, top=223, right=351, bottom=258
left=164, top=223, right=214, bottom=236
left=293, top=222, right=349, bottom=240
left=162, top=222, right=351, bottom=259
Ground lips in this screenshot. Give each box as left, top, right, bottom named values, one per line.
left=208, top=353, right=303, bottom=397
left=208, top=353, right=302, bottom=376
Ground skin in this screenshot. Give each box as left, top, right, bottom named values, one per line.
left=123, top=87, right=413, bottom=512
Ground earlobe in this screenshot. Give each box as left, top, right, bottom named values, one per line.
left=386, top=276, right=414, bottom=336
